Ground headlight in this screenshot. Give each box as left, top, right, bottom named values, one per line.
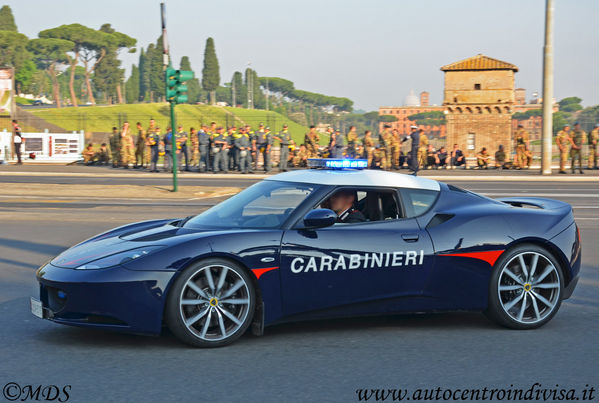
left=75, top=246, right=164, bottom=270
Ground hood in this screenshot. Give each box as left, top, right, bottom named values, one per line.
left=51, top=219, right=216, bottom=269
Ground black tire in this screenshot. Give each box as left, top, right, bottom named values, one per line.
left=485, top=244, right=564, bottom=329
left=165, top=258, right=256, bottom=347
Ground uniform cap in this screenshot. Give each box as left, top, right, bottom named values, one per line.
left=410, top=125, right=418, bottom=129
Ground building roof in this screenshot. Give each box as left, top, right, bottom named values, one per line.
left=266, top=169, right=440, bottom=191
left=441, top=54, right=518, bottom=72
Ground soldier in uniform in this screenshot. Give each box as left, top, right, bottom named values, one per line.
left=134, top=122, right=147, bottom=168
left=257, top=126, right=273, bottom=172
left=332, top=128, right=345, bottom=158
left=229, top=127, right=240, bottom=171
left=109, top=126, right=121, bottom=168
left=403, top=125, right=421, bottom=174
left=175, top=125, right=189, bottom=171
left=391, top=129, right=401, bottom=169
left=212, top=127, right=229, bottom=173
left=275, top=124, right=292, bottom=171
left=235, top=127, right=252, bottom=174
left=588, top=123, right=598, bottom=170
left=417, top=129, right=429, bottom=169
left=304, top=125, right=320, bottom=158
left=346, top=126, right=358, bottom=158
left=189, top=127, right=199, bottom=170
left=569, top=122, right=586, bottom=174
left=556, top=124, right=571, bottom=174
left=198, top=125, right=210, bottom=172
left=363, top=130, right=375, bottom=168
left=146, top=126, right=161, bottom=172
left=120, top=121, right=135, bottom=169
left=379, top=124, right=393, bottom=170
left=371, top=144, right=386, bottom=170
left=293, top=144, right=309, bottom=167
left=514, top=124, right=529, bottom=169
left=163, top=127, right=174, bottom=172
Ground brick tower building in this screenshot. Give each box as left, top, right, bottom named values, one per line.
left=441, top=54, right=518, bottom=156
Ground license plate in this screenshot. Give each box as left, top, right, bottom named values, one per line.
left=30, top=297, right=44, bottom=319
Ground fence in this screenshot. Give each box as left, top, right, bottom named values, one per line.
left=0, top=129, right=85, bottom=163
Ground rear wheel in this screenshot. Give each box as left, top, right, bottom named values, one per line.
left=486, top=244, right=563, bottom=329
left=165, top=258, right=256, bottom=347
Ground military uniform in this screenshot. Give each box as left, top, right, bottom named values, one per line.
left=588, top=128, right=598, bottom=169
left=293, top=147, right=309, bottom=167
left=418, top=132, right=429, bottom=168
left=346, top=129, right=358, bottom=158
left=235, top=132, right=252, bottom=173
left=363, top=134, right=375, bottom=167
left=333, top=130, right=345, bottom=158
left=556, top=129, right=571, bottom=173
left=371, top=147, right=386, bottom=170
left=175, top=129, right=189, bottom=171
left=515, top=128, right=529, bottom=169
left=146, top=130, right=161, bottom=172
left=570, top=128, right=586, bottom=173
left=379, top=129, right=393, bottom=170
left=277, top=128, right=292, bottom=171
left=189, top=129, right=199, bottom=169
left=109, top=130, right=121, bottom=168
left=135, top=127, right=147, bottom=168
left=198, top=129, right=210, bottom=172
left=304, top=130, right=319, bottom=158
left=121, top=126, right=135, bottom=168
left=256, top=129, right=273, bottom=172
left=212, top=130, right=229, bottom=173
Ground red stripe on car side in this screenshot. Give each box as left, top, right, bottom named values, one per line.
left=439, top=250, right=504, bottom=266
left=251, top=266, right=279, bottom=279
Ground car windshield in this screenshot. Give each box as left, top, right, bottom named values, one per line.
left=184, top=180, right=317, bottom=229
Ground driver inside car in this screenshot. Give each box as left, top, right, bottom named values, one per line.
left=327, top=189, right=366, bottom=224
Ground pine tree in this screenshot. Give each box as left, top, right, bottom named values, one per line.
left=0, top=5, right=17, bottom=32
left=179, top=56, right=201, bottom=104
left=231, top=71, right=244, bottom=107
left=125, top=64, right=140, bottom=103
left=138, top=49, right=149, bottom=101
left=201, top=37, right=220, bottom=105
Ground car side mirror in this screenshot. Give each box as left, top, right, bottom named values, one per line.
left=303, top=208, right=337, bottom=229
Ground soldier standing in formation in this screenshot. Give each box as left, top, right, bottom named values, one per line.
left=363, top=130, right=375, bottom=167
left=176, top=125, right=190, bottom=172
left=514, top=124, right=529, bottom=169
left=379, top=124, right=393, bottom=170
left=146, top=126, right=161, bottom=173
left=588, top=124, right=598, bottom=170
left=570, top=122, right=586, bottom=174
left=120, top=122, right=135, bottom=169
left=556, top=124, right=571, bottom=174
left=276, top=124, right=292, bottom=171
left=235, top=127, right=252, bottom=174
left=109, top=126, right=121, bottom=168
left=304, top=125, right=320, bottom=157
left=346, top=126, right=358, bottom=158
left=199, top=125, right=210, bottom=172
left=212, top=126, right=228, bottom=173
left=134, top=122, right=147, bottom=169
left=417, top=129, right=429, bottom=169
left=257, top=126, right=273, bottom=172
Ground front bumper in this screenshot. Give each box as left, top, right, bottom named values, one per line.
left=34, top=263, right=177, bottom=335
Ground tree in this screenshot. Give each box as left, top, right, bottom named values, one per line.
left=138, top=49, right=149, bottom=101
left=231, top=71, right=243, bottom=107
left=407, top=110, right=446, bottom=126
left=93, top=23, right=136, bottom=104
left=179, top=56, right=200, bottom=103
left=513, top=109, right=543, bottom=121
left=27, top=38, right=73, bottom=107
left=15, top=59, right=37, bottom=93
left=244, top=68, right=264, bottom=109
left=0, top=31, right=29, bottom=72
left=259, top=77, right=294, bottom=97
left=124, top=64, right=139, bottom=104
left=201, top=37, right=220, bottom=104
left=0, top=5, right=17, bottom=32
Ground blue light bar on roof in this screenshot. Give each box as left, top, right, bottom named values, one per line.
left=307, top=158, right=368, bottom=169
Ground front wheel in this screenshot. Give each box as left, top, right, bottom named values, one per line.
left=486, top=244, right=564, bottom=329
left=165, top=258, right=256, bottom=347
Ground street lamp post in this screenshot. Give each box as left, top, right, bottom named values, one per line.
left=541, top=0, right=554, bottom=174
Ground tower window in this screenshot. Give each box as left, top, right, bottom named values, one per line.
left=474, top=83, right=481, bottom=90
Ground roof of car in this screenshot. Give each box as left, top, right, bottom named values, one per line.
left=265, top=169, right=440, bottom=191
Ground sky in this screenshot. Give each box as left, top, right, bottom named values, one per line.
left=5, top=0, right=599, bottom=111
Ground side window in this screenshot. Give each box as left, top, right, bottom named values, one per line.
left=318, top=188, right=402, bottom=224
left=400, top=189, right=439, bottom=217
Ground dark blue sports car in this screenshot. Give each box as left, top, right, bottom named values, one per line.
left=31, top=162, right=581, bottom=347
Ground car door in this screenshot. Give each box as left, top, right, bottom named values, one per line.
left=279, top=187, right=435, bottom=317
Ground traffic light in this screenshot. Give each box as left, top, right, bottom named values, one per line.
left=165, top=66, right=194, bottom=104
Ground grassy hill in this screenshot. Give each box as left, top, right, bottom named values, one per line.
left=27, top=104, right=311, bottom=145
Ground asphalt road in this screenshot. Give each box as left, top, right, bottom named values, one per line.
left=0, top=174, right=598, bottom=402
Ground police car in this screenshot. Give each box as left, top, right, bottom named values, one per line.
left=31, top=159, right=581, bottom=347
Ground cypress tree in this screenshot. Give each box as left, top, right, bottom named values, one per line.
left=179, top=56, right=201, bottom=103
left=0, top=5, right=17, bottom=32
left=125, top=64, right=140, bottom=103
left=201, top=37, right=220, bottom=105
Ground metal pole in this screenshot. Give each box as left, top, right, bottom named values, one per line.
left=541, top=0, right=554, bottom=174
left=170, top=102, right=178, bottom=192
